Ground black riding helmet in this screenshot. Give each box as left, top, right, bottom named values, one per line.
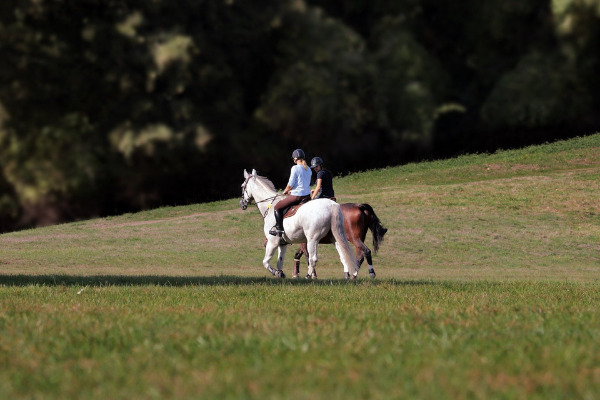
left=310, top=157, right=323, bottom=169
left=292, top=149, right=305, bottom=159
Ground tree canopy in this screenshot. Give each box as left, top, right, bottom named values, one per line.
left=1, top=0, right=599, bottom=231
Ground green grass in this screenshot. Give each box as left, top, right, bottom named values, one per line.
left=1, top=134, right=600, bottom=399
left=1, top=281, right=599, bottom=399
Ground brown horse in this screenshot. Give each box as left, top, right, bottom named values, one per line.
left=292, top=203, right=387, bottom=279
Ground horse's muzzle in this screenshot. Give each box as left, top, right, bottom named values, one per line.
left=240, top=199, right=247, bottom=210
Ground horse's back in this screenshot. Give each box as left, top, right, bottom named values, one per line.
left=284, top=198, right=336, bottom=242
left=300, top=198, right=336, bottom=212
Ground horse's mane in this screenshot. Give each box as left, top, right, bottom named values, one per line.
left=254, top=175, right=277, bottom=193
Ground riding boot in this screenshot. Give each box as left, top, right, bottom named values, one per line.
left=269, top=209, right=285, bottom=237
left=275, top=209, right=284, bottom=237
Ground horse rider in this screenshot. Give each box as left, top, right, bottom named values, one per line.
left=270, top=149, right=312, bottom=238
left=310, top=156, right=335, bottom=201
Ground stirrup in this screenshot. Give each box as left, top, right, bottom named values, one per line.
left=269, top=226, right=284, bottom=236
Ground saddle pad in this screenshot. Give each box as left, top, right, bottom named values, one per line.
left=283, top=203, right=304, bottom=219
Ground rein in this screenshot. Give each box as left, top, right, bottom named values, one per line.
left=256, top=195, right=280, bottom=218
left=255, top=195, right=279, bottom=205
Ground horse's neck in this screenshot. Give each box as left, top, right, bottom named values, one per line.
left=251, top=183, right=279, bottom=217
left=252, top=184, right=276, bottom=203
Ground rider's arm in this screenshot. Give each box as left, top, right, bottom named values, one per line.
left=284, top=166, right=299, bottom=195
left=311, top=179, right=322, bottom=199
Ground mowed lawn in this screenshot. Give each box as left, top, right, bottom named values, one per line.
left=1, top=134, right=599, bottom=399
left=1, top=281, right=599, bottom=399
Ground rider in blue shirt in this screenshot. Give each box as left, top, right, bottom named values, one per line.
left=270, top=149, right=312, bottom=237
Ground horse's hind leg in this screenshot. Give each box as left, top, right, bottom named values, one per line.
left=348, top=241, right=375, bottom=279
left=348, top=240, right=372, bottom=279
left=298, top=243, right=316, bottom=279
left=365, top=247, right=376, bottom=278
left=303, top=248, right=316, bottom=279
left=352, top=241, right=366, bottom=279
left=335, top=241, right=352, bottom=279
left=306, top=240, right=319, bottom=279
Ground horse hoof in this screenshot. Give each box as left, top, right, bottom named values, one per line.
left=312, top=273, right=317, bottom=279
left=275, top=270, right=286, bottom=278
left=350, top=274, right=357, bottom=280
left=369, top=269, right=376, bottom=279
left=292, top=274, right=299, bottom=279
left=344, top=272, right=350, bottom=279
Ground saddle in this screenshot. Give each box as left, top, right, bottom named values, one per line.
left=282, top=196, right=311, bottom=219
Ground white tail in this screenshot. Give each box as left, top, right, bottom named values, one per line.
left=330, top=203, right=358, bottom=273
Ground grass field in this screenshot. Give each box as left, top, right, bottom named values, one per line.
left=1, top=134, right=600, bottom=399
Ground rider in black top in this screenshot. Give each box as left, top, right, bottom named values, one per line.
left=310, top=157, right=335, bottom=200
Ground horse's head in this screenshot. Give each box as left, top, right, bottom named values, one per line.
left=240, top=169, right=257, bottom=210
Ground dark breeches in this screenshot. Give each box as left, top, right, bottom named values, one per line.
left=274, top=195, right=306, bottom=211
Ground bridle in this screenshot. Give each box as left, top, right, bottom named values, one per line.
left=240, top=176, right=253, bottom=210
left=240, top=175, right=281, bottom=218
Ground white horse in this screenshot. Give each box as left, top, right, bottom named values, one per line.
left=240, top=169, right=358, bottom=279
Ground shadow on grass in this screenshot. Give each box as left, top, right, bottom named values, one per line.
left=0, top=274, right=438, bottom=287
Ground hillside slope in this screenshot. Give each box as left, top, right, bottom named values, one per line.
left=1, top=134, right=599, bottom=281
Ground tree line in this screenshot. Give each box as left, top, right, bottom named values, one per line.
left=1, top=0, right=599, bottom=232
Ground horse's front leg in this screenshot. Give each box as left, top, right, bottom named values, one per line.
left=263, top=240, right=282, bottom=277
left=292, top=245, right=306, bottom=279
left=275, top=245, right=287, bottom=278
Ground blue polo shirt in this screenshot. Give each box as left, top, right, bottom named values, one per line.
left=288, top=165, right=312, bottom=196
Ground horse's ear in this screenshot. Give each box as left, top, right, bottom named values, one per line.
left=251, top=169, right=257, bottom=176
left=244, top=169, right=249, bottom=179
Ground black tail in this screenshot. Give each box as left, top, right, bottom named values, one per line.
left=359, top=204, right=388, bottom=252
